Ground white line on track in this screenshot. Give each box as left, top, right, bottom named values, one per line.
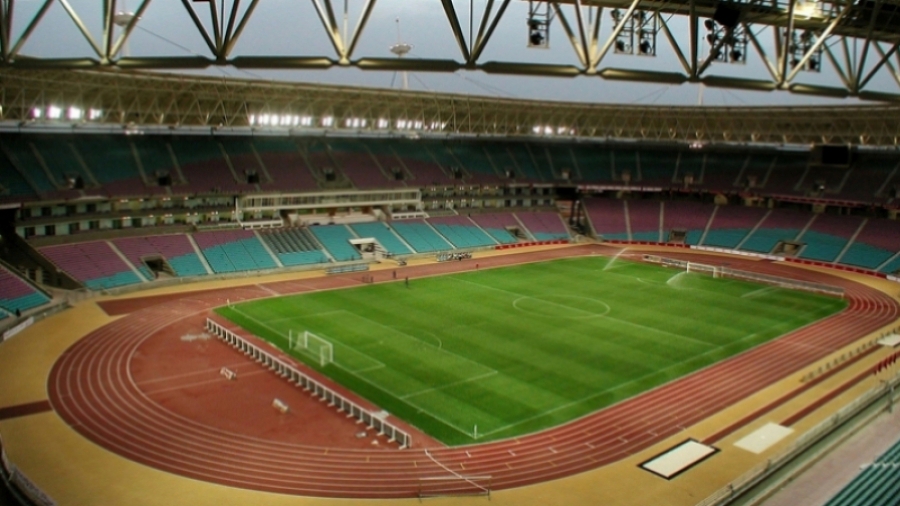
left=142, top=369, right=268, bottom=396
left=136, top=361, right=255, bottom=385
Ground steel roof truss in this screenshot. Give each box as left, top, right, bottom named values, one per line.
left=659, top=12, right=690, bottom=74
left=551, top=2, right=588, bottom=67
left=594, top=0, right=642, bottom=69
left=823, top=41, right=852, bottom=88
left=866, top=41, right=900, bottom=89
left=179, top=0, right=218, bottom=56
left=745, top=23, right=780, bottom=81
left=7, top=0, right=53, bottom=61
left=109, top=0, right=151, bottom=60
left=440, top=0, right=471, bottom=63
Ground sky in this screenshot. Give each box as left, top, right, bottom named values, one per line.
left=6, top=0, right=896, bottom=107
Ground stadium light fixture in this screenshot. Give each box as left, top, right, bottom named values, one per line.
left=527, top=1, right=552, bottom=48
left=47, top=106, right=62, bottom=120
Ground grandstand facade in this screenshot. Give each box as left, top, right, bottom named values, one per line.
left=1, top=58, right=900, bottom=506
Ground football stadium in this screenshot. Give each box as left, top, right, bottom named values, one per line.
left=1, top=1, right=900, bottom=506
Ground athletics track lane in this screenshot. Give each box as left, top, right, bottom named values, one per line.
left=48, top=247, right=899, bottom=498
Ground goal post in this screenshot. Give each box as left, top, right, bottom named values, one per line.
left=685, top=261, right=721, bottom=278
left=294, top=330, right=333, bottom=367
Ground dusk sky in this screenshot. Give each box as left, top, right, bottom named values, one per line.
left=8, top=0, right=892, bottom=106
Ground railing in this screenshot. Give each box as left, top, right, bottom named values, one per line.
left=643, top=254, right=845, bottom=298
left=205, top=317, right=412, bottom=449
left=695, top=374, right=900, bottom=506
left=325, top=263, right=369, bottom=275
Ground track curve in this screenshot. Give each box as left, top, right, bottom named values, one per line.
left=48, top=248, right=899, bottom=498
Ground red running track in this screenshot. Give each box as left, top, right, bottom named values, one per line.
left=47, top=247, right=899, bottom=498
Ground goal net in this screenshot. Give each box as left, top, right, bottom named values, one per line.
left=290, top=330, right=334, bottom=367
left=685, top=261, right=721, bottom=278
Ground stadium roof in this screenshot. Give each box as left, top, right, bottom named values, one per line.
left=2, top=67, right=900, bottom=147
left=2, top=0, right=900, bottom=101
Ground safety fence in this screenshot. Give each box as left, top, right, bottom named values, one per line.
left=205, top=317, right=412, bottom=449
left=642, top=254, right=845, bottom=298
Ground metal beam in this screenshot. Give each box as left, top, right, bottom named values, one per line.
left=439, top=0, right=472, bottom=63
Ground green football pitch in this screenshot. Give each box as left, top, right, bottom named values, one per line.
left=216, top=256, right=846, bottom=446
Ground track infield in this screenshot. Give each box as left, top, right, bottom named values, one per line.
left=216, top=256, right=847, bottom=446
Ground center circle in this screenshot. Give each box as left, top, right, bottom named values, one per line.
left=512, top=295, right=611, bottom=319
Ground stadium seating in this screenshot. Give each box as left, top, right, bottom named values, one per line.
left=838, top=219, right=900, bottom=270
left=638, top=151, right=677, bottom=184
left=170, top=138, right=254, bottom=195
left=572, top=146, right=613, bottom=182
left=1, top=136, right=75, bottom=198
left=514, top=211, right=570, bottom=240
left=798, top=214, right=864, bottom=262
left=764, top=153, right=807, bottom=195
left=326, top=140, right=398, bottom=189
left=309, top=225, right=362, bottom=261
left=427, top=216, right=497, bottom=248
left=389, top=220, right=453, bottom=253
left=614, top=149, right=638, bottom=182
left=468, top=213, right=521, bottom=244
left=388, top=140, right=456, bottom=186
left=841, top=155, right=896, bottom=202
left=695, top=152, right=737, bottom=190
left=0, top=265, right=50, bottom=314
left=113, top=234, right=209, bottom=278
left=74, top=136, right=157, bottom=197
left=702, top=205, right=768, bottom=249
left=661, top=201, right=712, bottom=244
left=544, top=144, right=577, bottom=181
left=348, top=222, right=413, bottom=255
left=258, top=227, right=329, bottom=266
left=739, top=208, right=811, bottom=254
left=628, top=200, right=662, bottom=242
left=584, top=198, right=628, bottom=240
left=879, top=255, right=900, bottom=274
left=252, top=138, right=320, bottom=192
left=447, top=144, right=506, bottom=183
left=40, top=241, right=143, bottom=290
left=192, top=230, right=279, bottom=273
left=0, top=149, right=38, bottom=202
left=823, top=435, right=900, bottom=506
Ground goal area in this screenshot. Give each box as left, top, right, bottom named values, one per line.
left=644, top=255, right=845, bottom=298
left=290, top=330, right=334, bottom=367
left=686, top=262, right=722, bottom=278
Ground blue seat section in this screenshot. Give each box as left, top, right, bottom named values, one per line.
left=389, top=221, right=453, bottom=253
left=604, top=232, right=630, bottom=240
left=0, top=151, right=38, bottom=200
left=481, top=228, right=517, bottom=244
left=631, top=231, right=659, bottom=242
left=703, top=229, right=752, bottom=249
left=1, top=292, right=50, bottom=314
left=840, top=243, right=894, bottom=270
left=310, top=225, right=362, bottom=262
left=798, top=231, right=849, bottom=262
left=530, top=232, right=567, bottom=240
left=685, top=230, right=704, bottom=245
left=279, top=251, right=329, bottom=266
left=258, top=228, right=329, bottom=266
left=430, top=224, right=496, bottom=248
left=201, top=237, right=277, bottom=273
left=167, top=253, right=210, bottom=276
left=824, top=436, right=900, bottom=506
left=84, top=271, right=143, bottom=290
left=879, top=256, right=900, bottom=274
left=1, top=137, right=59, bottom=193
left=741, top=229, right=800, bottom=253
left=349, top=223, right=413, bottom=255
